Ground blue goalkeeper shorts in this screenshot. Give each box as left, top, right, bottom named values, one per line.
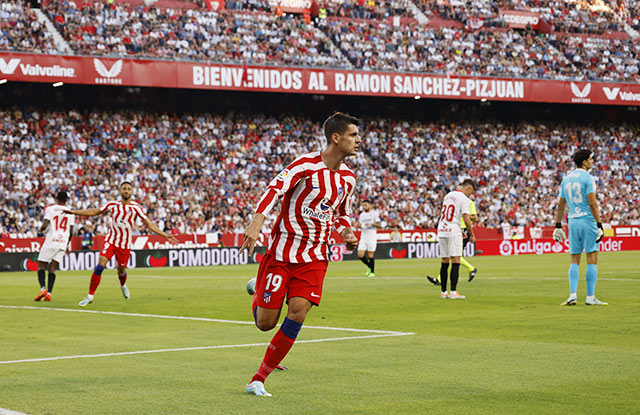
left=568, top=220, right=598, bottom=255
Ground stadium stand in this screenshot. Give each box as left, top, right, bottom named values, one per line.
left=0, top=0, right=634, bottom=81
left=0, top=0, right=57, bottom=54
left=1, top=108, right=638, bottom=238
left=44, top=1, right=349, bottom=67
left=419, top=0, right=625, bottom=35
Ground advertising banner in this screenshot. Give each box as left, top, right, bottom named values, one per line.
left=477, top=237, right=640, bottom=256
left=1, top=53, right=639, bottom=105
left=1, top=241, right=475, bottom=272
left=2, top=226, right=639, bottom=253
left=499, top=10, right=541, bottom=29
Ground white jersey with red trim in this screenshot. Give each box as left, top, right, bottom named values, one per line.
left=437, top=190, right=470, bottom=237
left=42, top=204, right=75, bottom=250
left=101, top=201, right=148, bottom=249
left=255, top=151, right=357, bottom=263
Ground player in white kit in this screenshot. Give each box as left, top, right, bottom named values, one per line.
left=34, top=191, right=75, bottom=302
left=357, top=199, right=381, bottom=277
left=436, top=180, right=476, bottom=299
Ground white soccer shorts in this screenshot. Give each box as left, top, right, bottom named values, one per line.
left=357, top=235, right=377, bottom=252
left=37, top=246, right=66, bottom=263
left=438, top=235, right=463, bottom=258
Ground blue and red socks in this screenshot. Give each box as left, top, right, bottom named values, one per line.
left=251, top=317, right=302, bottom=383
left=118, top=272, right=128, bottom=287
left=89, top=264, right=104, bottom=295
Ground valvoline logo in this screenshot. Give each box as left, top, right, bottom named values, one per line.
left=389, top=246, right=407, bottom=258
left=145, top=254, right=167, bottom=267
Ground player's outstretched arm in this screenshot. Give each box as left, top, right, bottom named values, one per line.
left=462, top=213, right=476, bottom=243
left=341, top=227, right=358, bottom=251
left=142, top=218, right=179, bottom=244
left=240, top=213, right=266, bottom=255
left=64, top=208, right=103, bottom=217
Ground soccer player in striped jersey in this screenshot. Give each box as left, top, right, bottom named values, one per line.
left=34, top=191, right=75, bottom=302
left=65, top=181, right=178, bottom=307
left=240, top=112, right=361, bottom=397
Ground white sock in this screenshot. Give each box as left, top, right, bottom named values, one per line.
left=570, top=293, right=577, bottom=299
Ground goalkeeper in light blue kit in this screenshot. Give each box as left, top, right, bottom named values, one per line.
left=553, top=149, right=606, bottom=306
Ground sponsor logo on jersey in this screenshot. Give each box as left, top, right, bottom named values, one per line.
left=302, top=206, right=331, bottom=222
left=277, top=169, right=290, bottom=180
left=319, top=198, right=331, bottom=211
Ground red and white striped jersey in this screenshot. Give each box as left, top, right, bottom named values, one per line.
left=256, top=151, right=357, bottom=263
left=100, top=201, right=149, bottom=249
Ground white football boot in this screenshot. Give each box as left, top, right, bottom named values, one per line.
left=246, top=380, right=272, bottom=397
left=447, top=291, right=466, bottom=299
left=121, top=285, right=130, bottom=300
left=78, top=294, right=94, bottom=307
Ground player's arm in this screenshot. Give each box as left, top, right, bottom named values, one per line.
left=39, top=219, right=50, bottom=234
left=462, top=213, right=475, bottom=243
left=66, top=225, right=74, bottom=255
left=553, top=197, right=567, bottom=242
left=240, top=213, right=266, bottom=255
left=587, top=192, right=604, bottom=242
left=240, top=160, right=306, bottom=255
left=469, top=214, right=478, bottom=224
left=142, top=217, right=179, bottom=244
left=64, top=208, right=104, bottom=217
left=335, top=180, right=358, bottom=251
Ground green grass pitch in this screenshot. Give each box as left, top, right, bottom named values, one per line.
left=1, top=252, right=639, bottom=414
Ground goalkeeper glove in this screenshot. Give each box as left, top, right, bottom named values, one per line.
left=552, top=223, right=566, bottom=243
left=596, top=222, right=604, bottom=243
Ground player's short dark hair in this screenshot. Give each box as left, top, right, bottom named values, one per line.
left=573, top=149, right=592, bottom=168
left=56, top=191, right=68, bottom=203
left=120, top=181, right=133, bottom=188
left=462, top=179, right=477, bottom=190
left=362, top=199, right=372, bottom=204
left=323, top=111, right=361, bottom=141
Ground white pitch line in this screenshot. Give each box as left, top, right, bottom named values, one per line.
left=133, top=274, right=640, bottom=282
left=0, top=305, right=410, bottom=335
left=0, top=409, right=30, bottom=415
left=0, top=334, right=413, bottom=365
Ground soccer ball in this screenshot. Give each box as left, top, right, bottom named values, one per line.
left=246, top=277, right=257, bottom=295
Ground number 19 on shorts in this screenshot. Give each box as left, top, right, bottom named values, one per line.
left=265, top=273, right=282, bottom=292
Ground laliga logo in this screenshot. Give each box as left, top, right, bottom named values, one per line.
left=0, top=58, right=20, bottom=75
left=499, top=240, right=513, bottom=256
left=94, top=58, right=123, bottom=84
left=570, top=82, right=591, bottom=103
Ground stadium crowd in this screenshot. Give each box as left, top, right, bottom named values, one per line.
left=0, top=0, right=636, bottom=82
left=1, top=110, right=638, bottom=239
left=421, top=0, right=625, bottom=34
left=0, top=0, right=57, bottom=54
left=45, top=1, right=349, bottom=67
